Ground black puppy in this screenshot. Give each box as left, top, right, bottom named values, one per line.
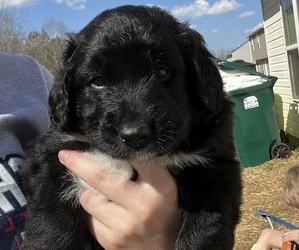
left=20, top=5, right=242, bottom=250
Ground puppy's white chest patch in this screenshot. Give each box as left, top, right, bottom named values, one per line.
left=59, top=150, right=208, bottom=206
left=59, top=151, right=134, bottom=205
left=83, top=151, right=134, bottom=180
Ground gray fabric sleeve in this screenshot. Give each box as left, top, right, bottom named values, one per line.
left=0, top=52, right=53, bottom=156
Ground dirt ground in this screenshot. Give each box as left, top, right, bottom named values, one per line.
left=233, top=151, right=299, bottom=249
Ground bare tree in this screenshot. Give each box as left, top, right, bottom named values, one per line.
left=210, top=48, right=232, bottom=61
left=0, top=2, right=67, bottom=73
left=25, top=29, right=50, bottom=64
left=0, top=0, right=28, bottom=53
left=42, top=19, right=68, bottom=39
left=23, top=19, right=68, bottom=73
left=42, top=19, right=68, bottom=73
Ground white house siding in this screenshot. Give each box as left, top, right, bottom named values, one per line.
left=263, top=1, right=299, bottom=139
left=228, top=41, right=253, bottom=63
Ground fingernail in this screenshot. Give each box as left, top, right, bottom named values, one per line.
left=58, top=150, right=70, bottom=163
left=130, top=168, right=138, bottom=181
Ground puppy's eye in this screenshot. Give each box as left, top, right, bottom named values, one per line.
left=91, top=77, right=107, bottom=88
left=155, top=68, right=170, bottom=81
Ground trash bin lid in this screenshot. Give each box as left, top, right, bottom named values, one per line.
left=217, top=60, right=277, bottom=95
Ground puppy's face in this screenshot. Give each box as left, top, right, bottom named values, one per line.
left=77, top=35, right=190, bottom=160
left=49, top=6, right=225, bottom=161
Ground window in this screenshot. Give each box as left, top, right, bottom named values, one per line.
left=251, top=38, right=254, bottom=51
left=281, top=0, right=297, bottom=45
left=281, top=0, right=299, bottom=100
left=256, top=34, right=260, bottom=49
left=288, top=49, right=299, bottom=98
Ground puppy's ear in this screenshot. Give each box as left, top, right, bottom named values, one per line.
left=48, top=34, right=79, bottom=130
left=180, top=27, right=224, bottom=113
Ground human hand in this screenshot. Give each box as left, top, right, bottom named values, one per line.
left=282, top=230, right=299, bottom=245
left=58, top=150, right=180, bottom=250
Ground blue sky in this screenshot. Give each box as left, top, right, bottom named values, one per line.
left=3, top=0, right=263, bottom=51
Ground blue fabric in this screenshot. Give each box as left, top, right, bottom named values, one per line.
left=0, top=154, right=26, bottom=250
left=0, top=53, right=53, bottom=249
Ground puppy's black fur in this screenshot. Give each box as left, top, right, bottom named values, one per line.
left=20, top=5, right=242, bottom=250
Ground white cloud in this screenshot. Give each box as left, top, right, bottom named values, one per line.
left=0, top=0, right=38, bottom=8
left=147, top=4, right=167, bottom=10
left=189, top=24, right=198, bottom=29
left=1, top=0, right=86, bottom=9
left=54, top=0, right=87, bottom=10
left=244, top=22, right=263, bottom=33
left=238, top=11, right=255, bottom=18
left=171, top=0, right=243, bottom=18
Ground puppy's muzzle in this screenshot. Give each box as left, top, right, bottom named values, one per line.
left=119, top=123, right=151, bottom=149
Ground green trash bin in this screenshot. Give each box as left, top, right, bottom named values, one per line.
left=217, top=61, right=290, bottom=167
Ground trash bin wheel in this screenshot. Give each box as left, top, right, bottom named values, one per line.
left=271, top=143, right=291, bottom=159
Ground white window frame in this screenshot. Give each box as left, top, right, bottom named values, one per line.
left=282, top=0, right=299, bottom=100
left=251, top=38, right=255, bottom=51
left=256, top=34, right=261, bottom=49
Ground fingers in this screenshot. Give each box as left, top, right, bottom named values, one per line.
left=131, top=162, right=178, bottom=205
left=58, top=150, right=135, bottom=205
left=58, top=150, right=99, bottom=183
left=282, top=230, right=299, bottom=244
left=58, top=149, right=178, bottom=219
left=131, top=161, right=177, bottom=191
left=58, top=150, right=180, bottom=249
left=58, top=149, right=108, bottom=190
left=131, top=161, right=173, bottom=183
left=87, top=214, right=151, bottom=250
left=80, top=189, right=147, bottom=250
left=58, top=150, right=177, bottom=209
left=79, top=188, right=130, bottom=229
left=87, top=215, right=128, bottom=250
left=58, top=150, right=177, bottom=204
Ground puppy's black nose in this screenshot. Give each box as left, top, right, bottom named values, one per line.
left=119, top=124, right=150, bottom=149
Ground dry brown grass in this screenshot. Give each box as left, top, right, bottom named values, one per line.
left=233, top=151, right=299, bottom=249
